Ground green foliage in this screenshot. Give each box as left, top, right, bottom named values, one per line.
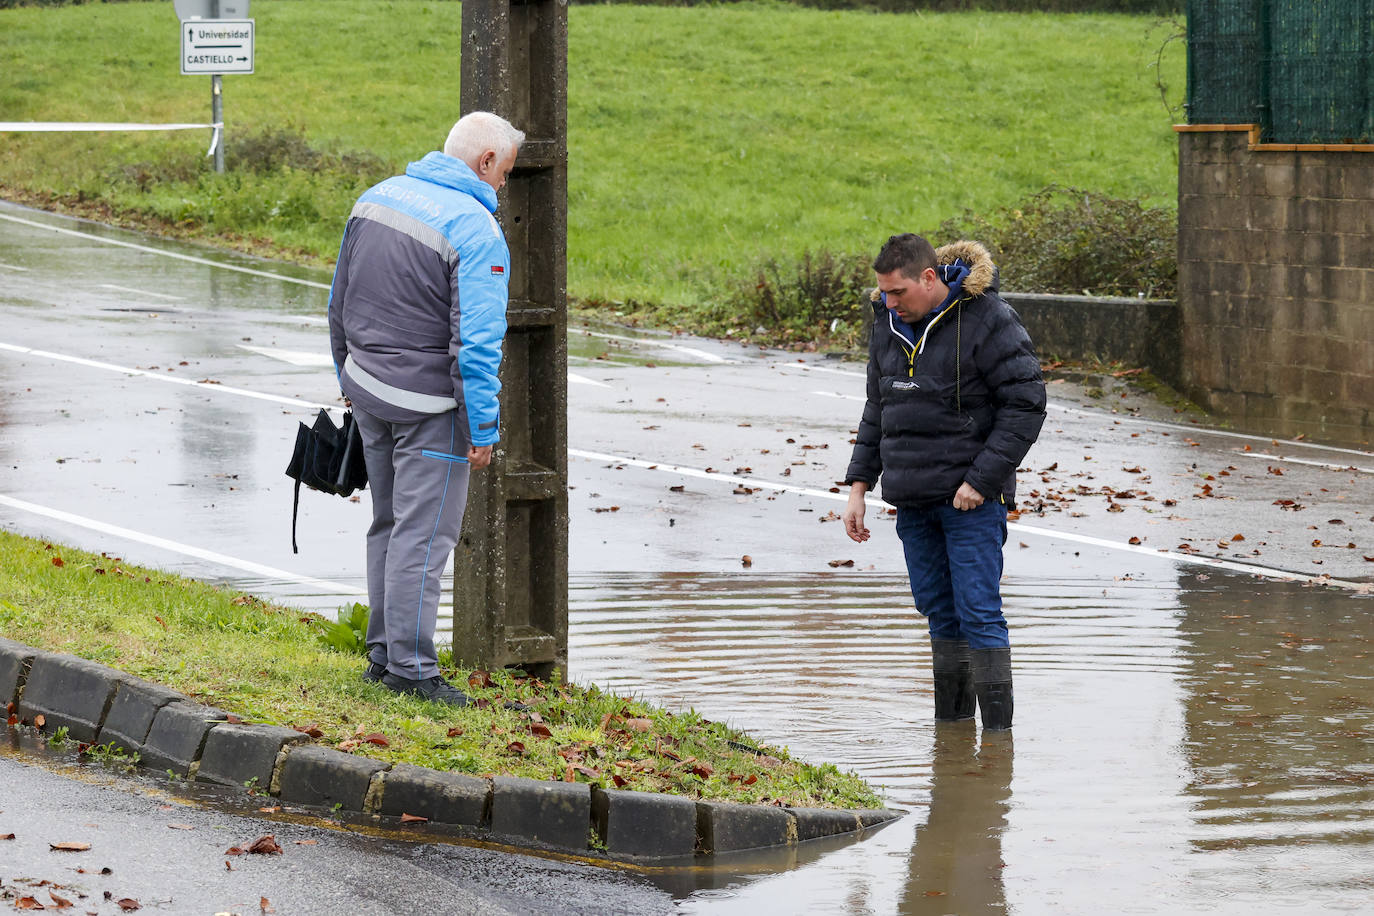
left=314, top=602, right=371, bottom=656
left=0, top=2, right=1185, bottom=309
left=572, top=0, right=1179, bottom=10
left=938, top=185, right=1178, bottom=298
left=711, top=249, right=873, bottom=348
left=46, top=725, right=70, bottom=747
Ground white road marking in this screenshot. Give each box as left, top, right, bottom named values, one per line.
left=783, top=363, right=1374, bottom=461
left=237, top=344, right=334, bottom=367
left=0, top=493, right=365, bottom=598
left=580, top=329, right=729, bottom=364
left=0, top=212, right=332, bottom=290
left=569, top=447, right=1362, bottom=591
left=98, top=284, right=185, bottom=301
left=0, top=340, right=338, bottom=413
left=1229, top=451, right=1374, bottom=475
left=777, top=362, right=864, bottom=379
left=568, top=371, right=612, bottom=388
left=3, top=337, right=1366, bottom=591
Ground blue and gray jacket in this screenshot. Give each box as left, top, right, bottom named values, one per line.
left=328, top=152, right=510, bottom=448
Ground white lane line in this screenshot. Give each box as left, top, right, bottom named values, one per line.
left=0, top=263, right=28, bottom=271
left=0, top=212, right=331, bottom=290
left=97, top=283, right=185, bottom=302
left=0, top=341, right=338, bottom=413
left=776, top=362, right=864, bottom=379
left=1047, top=402, right=1374, bottom=459
left=1231, top=451, right=1374, bottom=475
left=569, top=447, right=1362, bottom=590
left=0, top=493, right=365, bottom=598
left=785, top=363, right=1374, bottom=461
left=568, top=371, right=613, bottom=388
left=237, top=344, right=334, bottom=367
left=580, top=330, right=729, bottom=364
left=7, top=338, right=1366, bottom=591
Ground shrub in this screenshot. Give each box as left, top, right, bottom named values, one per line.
left=937, top=186, right=1177, bottom=298
left=713, top=249, right=873, bottom=347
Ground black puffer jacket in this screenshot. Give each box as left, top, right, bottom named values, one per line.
left=844, top=241, right=1046, bottom=509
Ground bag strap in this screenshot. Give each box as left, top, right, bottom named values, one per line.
left=291, top=475, right=302, bottom=555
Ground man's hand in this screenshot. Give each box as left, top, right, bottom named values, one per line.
left=468, top=445, right=493, bottom=469
left=843, top=482, right=871, bottom=543
left=952, top=481, right=984, bottom=511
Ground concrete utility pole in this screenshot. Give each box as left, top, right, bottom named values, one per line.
left=452, top=0, right=569, bottom=678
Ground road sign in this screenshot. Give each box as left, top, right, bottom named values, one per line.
left=180, top=19, right=254, bottom=75
left=173, top=0, right=250, bottom=20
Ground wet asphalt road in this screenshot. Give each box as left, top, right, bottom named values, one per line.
left=2, top=200, right=1374, bottom=914
left=0, top=733, right=673, bottom=915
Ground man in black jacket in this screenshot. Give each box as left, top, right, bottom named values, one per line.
left=842, top=233, right=1045, bottom=730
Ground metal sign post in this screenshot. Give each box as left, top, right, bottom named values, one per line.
left=175, top=0, right=252, bottom=174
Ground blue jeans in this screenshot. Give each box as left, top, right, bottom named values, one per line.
left=895, top=500, right=1010, bottom=649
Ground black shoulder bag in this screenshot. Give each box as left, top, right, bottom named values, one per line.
left=284, top=409, right=368, bottom=553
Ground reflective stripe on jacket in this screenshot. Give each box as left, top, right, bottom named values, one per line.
left=328, top=152, right=509, bottom=448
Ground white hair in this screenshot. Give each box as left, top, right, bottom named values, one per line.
left=443, top=111, right=525, bottom=164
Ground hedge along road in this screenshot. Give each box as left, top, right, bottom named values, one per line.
left=3, top=202, right=1374, bottom=913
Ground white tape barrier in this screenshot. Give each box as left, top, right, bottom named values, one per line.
left=0, top=121, right=223, bottom=158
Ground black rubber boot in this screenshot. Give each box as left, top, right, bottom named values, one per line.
left=971, top=647, right=1014, bottom=731
left=930, top=638, right=976, bottom=721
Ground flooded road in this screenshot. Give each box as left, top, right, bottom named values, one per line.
left=2, top=202, right=1373, bottom=913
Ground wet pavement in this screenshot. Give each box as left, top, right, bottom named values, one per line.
left=2, top=200, right=1373, bottom=913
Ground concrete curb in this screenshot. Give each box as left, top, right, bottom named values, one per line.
left=1, top=640, right=902, bottom=860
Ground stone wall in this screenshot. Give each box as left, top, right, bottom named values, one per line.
left=1177, top=127, right=1374, bottom=446
left=1004, top=292, right=1181, bottom=388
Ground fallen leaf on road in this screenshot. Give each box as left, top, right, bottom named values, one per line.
left=15, top=897, right=42, bottom=910
left=399, top=813, right=428, bottom=824
left=261, top=896, right=274, bottom=914
left=34, top=714, right=45, bottom=728
left=741, top=555, right=752, bottom=567
left=827, top=559, right=854, bottom=568
left=48, top=891, right=73, bottom=909
left=116, top=899, right=141, bottom=912
left=247, top=835, right=283, bottom=855
left=49, top=842, right=91, bottom=852
left=1, top=832, right=14, bottom=840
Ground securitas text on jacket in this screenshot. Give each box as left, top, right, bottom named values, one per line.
left=844, top=240, right=1046, bottom=509
left=328, top=152, right=510, bottom=449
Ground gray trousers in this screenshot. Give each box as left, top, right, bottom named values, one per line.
left=354, top=407, right=470, bottom=681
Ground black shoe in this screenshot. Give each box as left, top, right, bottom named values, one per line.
left=362, top=661, right=387, bottom=684
left=381, top=672, right=472, bottom=708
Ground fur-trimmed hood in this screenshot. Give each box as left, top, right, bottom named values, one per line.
left=934, top=240, right=996, bottom=297
left=869, top=239, right=998, bottom=302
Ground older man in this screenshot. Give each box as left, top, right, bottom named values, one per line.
left=328, top=112, right=523, bottom=706
left=842, top=233, right=1045, bottom=730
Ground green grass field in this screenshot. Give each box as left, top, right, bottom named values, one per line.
left=0, top=1, right=1184, bottom=307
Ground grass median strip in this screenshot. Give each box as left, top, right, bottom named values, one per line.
left=0, top=530, right=881, bottom=809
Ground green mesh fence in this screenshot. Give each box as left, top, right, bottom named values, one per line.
left=1187, top=0, right=1374, bottom=143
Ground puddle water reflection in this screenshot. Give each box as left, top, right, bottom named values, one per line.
left=567, top=569, right=1374, bottom=913
left=242, top=565, right=1373, bottom=912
